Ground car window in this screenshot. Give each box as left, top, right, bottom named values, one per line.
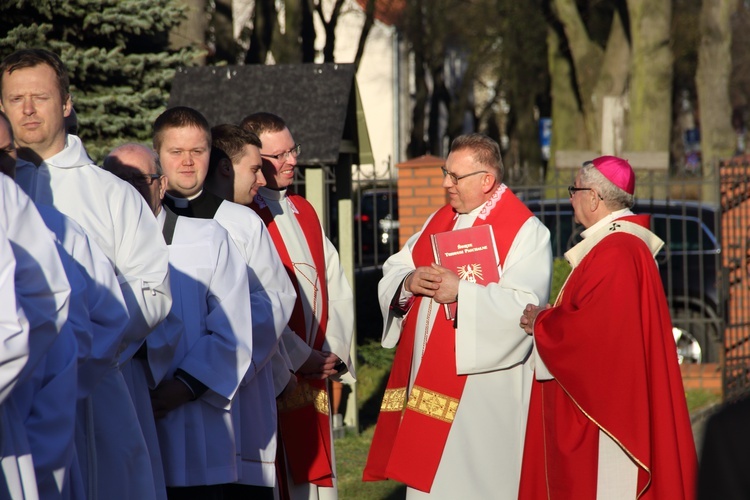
left=651, top=215, right=717, bottom=252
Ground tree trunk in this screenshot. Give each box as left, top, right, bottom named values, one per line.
left=317, top=0, right=345, bottom=62
left=627, top=0, right=673, bottom=152
left=353, top=0, right=376, bottom=71
left=553, top=0, right=603, bottom=148
left=170, top=0, right=209, bottom=63
left=547, top=26, right=589, bottom=170
left=245, top=0, right=275, bottom=64
left=696, top=0, right=737, bottom=199
left=301, top=0, right=316, bottom=63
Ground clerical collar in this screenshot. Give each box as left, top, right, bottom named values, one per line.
left=581, top=207, right=633, bottom=239
left=165, top=190, right=203, bottom=208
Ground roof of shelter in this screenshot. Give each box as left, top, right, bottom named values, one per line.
left=168, top=63, right=371, bottom=165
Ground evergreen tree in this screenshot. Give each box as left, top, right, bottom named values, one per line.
left=0, top=0, right=201, bottom=161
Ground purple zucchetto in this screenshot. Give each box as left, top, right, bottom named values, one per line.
left=590, top=156, right=635, bottom=195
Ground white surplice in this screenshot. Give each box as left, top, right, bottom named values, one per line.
left=211, top=200, right=296, bottom=488
left=0, top=174, right=70, bottom=395
left=14, top=136, right=171, bottom=361
left=11, top=294, right=77, bottom=500
left=0, top=174, right=71, bottom=500
left=121, top=208, right=182, bottom=500
left=378, top=205, right=552, bottom=500
left=14, top=137, right=170, bottom=500
left=0, top=230, right=32, bottom=500
left=0, top=228, right=23, bottom=404
left=155, top=215, right=253, bottom=486
left=13, top=208, right=82, bottom=500
left=34, top=205, right=132, bottom=500
left=255, top=187, right=355, bottom=500
left=36, top=203, right=129, bottom=399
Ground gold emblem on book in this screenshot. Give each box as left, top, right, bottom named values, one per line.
left=457, top=263, right=483, bottom=283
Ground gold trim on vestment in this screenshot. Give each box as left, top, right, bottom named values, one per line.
left=555, top=380, right=651, bottom=498
left=380, top=387, right=407, bottom=412
left=405, top=385, right=459, bottom=423
left=277, top=382, right=330, bottom=415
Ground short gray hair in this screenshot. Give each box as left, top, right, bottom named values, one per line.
left=103, top=143, right=162, bottom=175
left=580, top=162, right=634, bottom=209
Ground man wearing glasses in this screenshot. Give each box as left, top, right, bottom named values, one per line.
left=241, top=112, right=355, bottom=500
left=1, top=48, right=171, bottom=500
left=519, top=156, right=696, bottom=499
left=364, top=133, right=552, bottom=499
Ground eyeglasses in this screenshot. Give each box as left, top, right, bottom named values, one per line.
left=568, top=185, right=604, bottom=200
left=441, top=166, right=488, bottom=185
left=260, top=144, right=301, bottom=161
left=130, top=174, right=162, bottom=187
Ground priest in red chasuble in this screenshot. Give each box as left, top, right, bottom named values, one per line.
left=364, top=133, right=553, bottom=499
left=519, top=156, right=697, bottom=499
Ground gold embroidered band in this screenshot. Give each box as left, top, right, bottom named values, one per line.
left=277, top=382, right=330, bottom=415
left=380, top=387, right=407, bottom=412
left=406, top=385, right=459, bottom=423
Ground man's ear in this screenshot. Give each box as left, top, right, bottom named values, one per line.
left=158, top=174, right=168, bottom=201
left=218, top=157, right=233, bottom=177
left=63, top=95, right=72, bottom=117
left=481, top=172, right=495, bottom=194
left=590, top=192, right=600, bottom=211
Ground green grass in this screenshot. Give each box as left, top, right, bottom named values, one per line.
left=336, top=426, right=405, bottom=499
left=337, top=339, right=404, bottom=499
left=685, top=388, right=721, bottom=413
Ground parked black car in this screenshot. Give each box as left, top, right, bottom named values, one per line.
left=524, top=198, right=724, bottom=363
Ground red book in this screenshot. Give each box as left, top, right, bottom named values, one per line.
left=431, top=224, right=500, bottom=320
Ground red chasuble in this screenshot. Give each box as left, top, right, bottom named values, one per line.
left=251, top=194, right=334, bottom=491
left=518, top=216, right=697, bottom=499
left=364, top=186, right=532, bottom=492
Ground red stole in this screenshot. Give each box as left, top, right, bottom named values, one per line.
left=363, top=187, right=532, bottom=492
left=251, top=193, right=334, bottom=489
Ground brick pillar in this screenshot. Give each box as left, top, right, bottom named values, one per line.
left=396, top=155, right=447, bottom=244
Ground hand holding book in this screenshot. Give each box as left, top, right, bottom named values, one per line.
left=431, top=225, right=500, bottom=320
left=427, top=263, right=460, bottom=304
